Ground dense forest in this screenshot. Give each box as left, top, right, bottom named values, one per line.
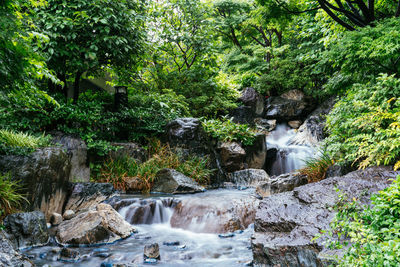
left=1, top=0, right=400, bottom=266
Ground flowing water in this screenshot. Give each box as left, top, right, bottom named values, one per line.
left=23, top=189, right=257, bottom=267
left=266, top=123, right=315, bottom=176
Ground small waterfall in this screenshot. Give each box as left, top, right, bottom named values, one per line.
left=266, top=123, right=315, bottom=176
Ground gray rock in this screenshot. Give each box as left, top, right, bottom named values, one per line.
left=270, top=172, right=309, bottom=194
left=0, top=147, right=71, bottom=220
left=144, top=243, right=160, bottom=260
left=231, top=106, right=255, bottom=125
left=0, top=230, right=34, bottom=267
left=63, top=210, right=75, bottom=220
left=109, top=142, right=147, bottom=163
left=64, top=182, right=117, bottom=213
left=219, top=142, right=246, bottom=172
left=239, top=87, right=265, bottom=116
left=50, top=212, right=63, bottom=226
left=252, top=166, right=400, bottom=267
left=230, top=169, right=269, bottom=187
left=244, top=134, right=267, bottom=169
left=56, top=203, right=135, bottom=246
left=152, top=169, right=205, bottom=194
left=166, top=118, right=207, bottom=152
left=264, top=96, right=314, bottom=121
left=281, top=89, right=305, bottom=101
left=3, top=211, right=49, bottom=249
left=254, top=118, right=276, bottom=132
left=52, top=133, right=90, bottom=182
left=288, top=120, right=302, bottom=129
left=58, top=247, right=80, bottom=263
left=255, top=183, right=270, bottom=198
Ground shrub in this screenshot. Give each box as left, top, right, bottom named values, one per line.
left=202, top=117, right=258, bottom=146
left=325, top=74, right=400, bottom=170
left=0, top=129, right=52, bottom=155
left=323, top=176, right=400, bottom=266
left=299, top=151, right=334, bottom=183
left=0, top=173, right=27, bottom=221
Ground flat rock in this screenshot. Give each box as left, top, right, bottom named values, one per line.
left=56, top=203, right=135, bottom=246
left=252, top=166, right=400, bottom=267
left=230, top=169, right=269, bottom=187
left=269, top=172, right=308, bottom=194
left=152, top=169, right=205, bottom=194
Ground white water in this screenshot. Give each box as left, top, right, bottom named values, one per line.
left=267, top=123, right=315, bottom=176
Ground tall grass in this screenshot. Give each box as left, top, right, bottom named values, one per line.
left=0, top=129, right=52, bottom=155
left=299, top=151, right=335, bottom=183
left=0, top=173, right=28, bottom=221
left=95, top=140, right=213, bottom=193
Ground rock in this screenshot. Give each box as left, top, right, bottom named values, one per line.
left=109, top=142, right=147, bottom=163
left=163, top=241, right=180, bottom=246
left=0, top=147, right=71, bottom=220
left=239, top=87, right=265, bottom=116
left=218, top=233, right=235, bottom=238
left=50, top=213, right=63, bottom=226
left=152, top=169, right=205, bottom=194
left=3, top=211, right=49, bottom=249
left=290, top=97, right=337, bottom=146
left=288, top=120, right=302, bottom=129
left=165, top=118, right=207, bottom=153
left=326, top=163, right=355, bottom=178
left=58, top=247, right=80, bottom=263
left=52, top=133, right=90, bottom=182
left=281, top=89, right=305, bottom=101
left=252, top=166, right=400, bottom=266
left=244, top=133, right=267, bottom=169
left=230, top=169, right=269, bottom=187
left=125, top=177, right=145, bottom=193
left=219, top=142, right=246, bottom=172
left=231, top=106, right=255, bottom=125
left=254, top=118, right=276, bottom=132
left=144, top=243, right=160, bottom=260
left=255, top=183, right=270, bottom=198
left=264, top=96, right=314, bottom=121
left=0, top=230, right=34, bottom=267
left=64, top=182, right=117, bottom=213
left=56, top=203, right=135, bottom=246
left=270, top=172, right=309, bottom=194
left=63, top=210, right=75, bottom=220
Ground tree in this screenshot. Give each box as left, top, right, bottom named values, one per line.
left=34, top=0, right=145, bottom=102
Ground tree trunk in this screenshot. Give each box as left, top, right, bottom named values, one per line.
left=73, top=71, right=82, bottom=104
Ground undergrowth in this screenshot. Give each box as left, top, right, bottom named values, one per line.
left=0, top=173, right=27, bottom=221
left=300, top=151, right=335, bottom=183
left=0, top=129, right=51, bottom=155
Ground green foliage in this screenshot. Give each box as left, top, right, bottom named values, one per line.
left=0, top=129, right=51, bottom=155
left=300, top=150, right=334, bottom=183
left=202, top=117, right=258, bottom=146
left=325, top=74, right=400, bottom=170
left=0, top=173, right=27, bottom=220
left=324, top=176, right=400, bottom=266
left=96, top=141, right=213, bottom=192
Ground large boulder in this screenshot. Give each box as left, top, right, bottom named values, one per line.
left=254, top=118, right=276, bottom=132
left=230, top=169, right=269, bottom=187
left=109, top=142, right=147, bottom=163
left=64, top=182, right=117, bottom=213
left=56, top=203, right=135, bottom=246
left=244, top=133, right=267, bottom=169
left=252, top=166, right=400, bottom=267
left=0, top=147, right=71, bottom=220
left=230, top=106, right=255, bottom=125
left=239, top=87, right=265, bottom=116
left=0, top=230, right=33, bottom=267
left=151, top=169, right=205, bottom=194
left=52, top=133, right=90, bottom=182
left=218, top=142, right=246, bottom=172
left=269, top=172, right=308, bottom=194
left=290, top=97, right=337, bottom=147
left=264, top=92, right=314, bottom=121
left=3, top=211, right=49, bottom=249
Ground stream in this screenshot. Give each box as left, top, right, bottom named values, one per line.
left=22, top=123, right=315, bottom=266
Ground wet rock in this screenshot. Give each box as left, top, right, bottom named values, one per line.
left=144, top=243, right=160, bottom=260
left=165, top=118, right=207, bottom=152
left=290, top=97, right=337, bottom=146
left=0, top=147, right=71, bottom=220
left=64, top=182, right=117, bottom=213
left=56, top=203, right=135, bottom=246
left=0, top=230, right=34, bottom=267
left=281, top=89, right=305, bottom=101
left=326, top=163, right=354, bottom=178
left=231, top=106, right=256, bottom=125
left=219, top=142, right=246, bottom=172
left=288, top=120, right=302, bottom=129
left=252, top=166, right=400, bottom=266
left=3, top=211, right=49, bottom=249
left=110, top=142, right=147, bottom=163
left=63, top=210, right=75, bottom=220
left=152, top=168, right=205, bottom=194
left=58, top=247, right=80, bottom=263
left=239, top=87, right=265, bottom=116
left=244, top=134, right=267, bottom=169
left=143, top=258, right=158, bottom=265
left=125, top=176, right=145, bottom=193
left=254, top=118, right=276, bottom=132
left=163, top=241, right=180, bottom=246
left=230, top=169, right=269, bottom=187
left=270, top=172, right=308, bottom=194
left=264, top=95, right=314, bottom=121
left=218, top=233, right=235, bottom=238
left=50, top=212, right=63, bottom=226
left=52, top=133, right=90, bottom=182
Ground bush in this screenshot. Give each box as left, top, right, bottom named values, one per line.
left=324, top=176, right=400, bottom=266
left=95, top=140, right=213, bottom=192
left=202, top=117, right=258, bottom=146
left=0, top=129, right=52, bottom=155
left=325, top=74, right=400, bottom=170
left=0, top=173, right=27, bottom=221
